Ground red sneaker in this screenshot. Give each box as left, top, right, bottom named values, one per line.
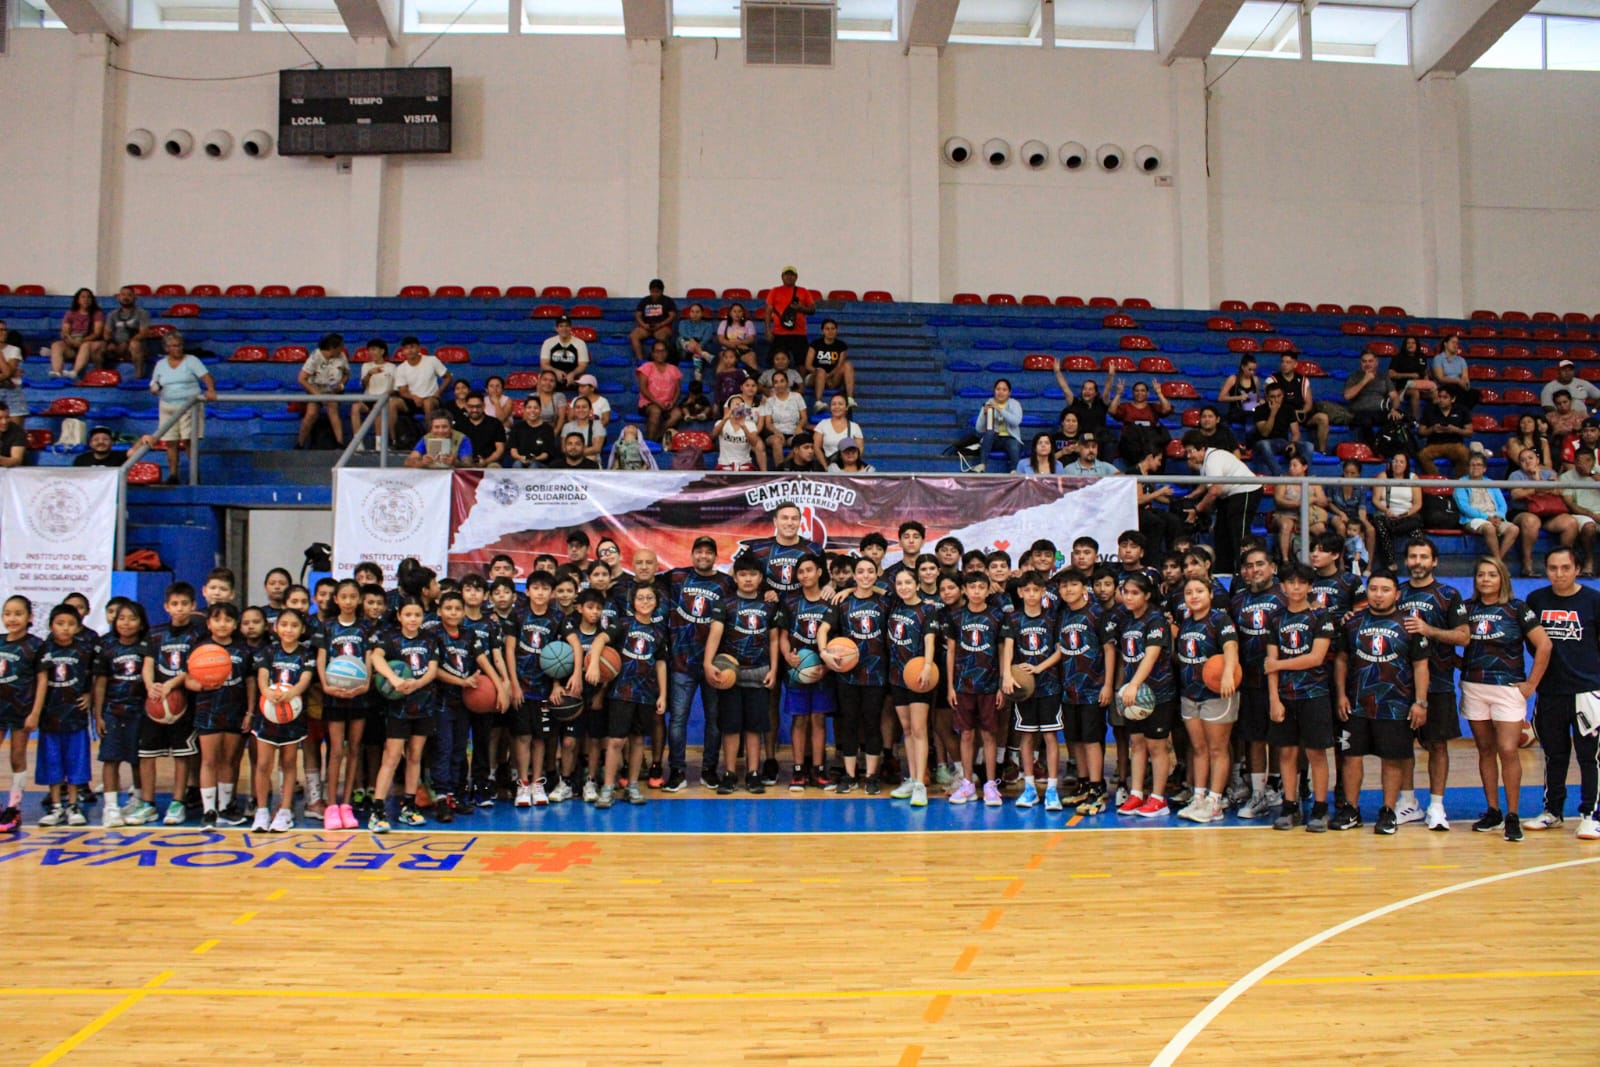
left=1117, top=792, right=1145, bottom=815
left=1136, top=795, right=1170, bottom=818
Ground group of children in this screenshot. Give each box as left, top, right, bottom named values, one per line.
left=0, top=507, right=1582, bottom=842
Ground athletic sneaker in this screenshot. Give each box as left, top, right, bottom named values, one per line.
left=1503, top=813, right=1523, bottom=842
left=596, top=785, right=615, bottom=810
left=1177, top=795, right=1209, bottom=822
left=1135, top=795, right=1169, bottom=818
left=1168, top=784, right=1194, bottom=808
left=1061, top=781, right=1090, bottom=806
left=1237, top=793, right=1275, bottom=820
left=323, top=806, right=341, bottom=831
left=216, top=805, right=246, bottom=827
left=201, top=810, right=218, bottom=829
left=811, top=767, right=832, bottom=790
left=254, top=808, right=273, bottom=832
left=476, top=789, right=494, bottom=809
left=862, top=777, right=880, bottom=797
left=339, top=804, right=358, bottom=830
left=515, top=782, right=532, bottom=808
left=1426, top=804, right=1450, bottom=832
left=1305, top=807, right=1329, bottom=833
left=549, top=780, right=574, bottom=804
left=701, top=768, right=721, bottom=791
left=530, top=780, right=549, bottom=807
left=37, top=804, right=66, bottom=827
left=102, top=803, right=124, bottom=828
left=122, top=800, right=157, bottom=826
left=435, top=798, right=454, bottom=824
left=1015, top=781, right=1039, bottom=809
left=717, top=773, right=737, bottom=796
left=1523, top=811, right=1564, bottom=831
left=647, top=763, right=665, bottom=789
left=1273, top=806, right=1305, bottom=831
left=1393, top=800, right=1425, bottom=826
left=626, top=784, right=647, bottom=806
left=890, top=779, right=915, bottom=800
left=398, top=805, right=425, bottom=827
left=1328, top=804, right=1361, bottom=831
left=1375, top=806, right=1397, bottom=835
left=664, top=769, right=687, bottom=793
left=269, top=809, right=294, bottom=833
left=1116, top=792, right=1145, bottom=815
left=1043, top=784, right=1063, bottom=812
left=761, top=758, right=780, bottom=786
left=948, top=779, right=976, bottom=805
left=910, top=782, right=928, bottom=808
left=1076, top=790, right=1107, bottom=816
left=1000, top=762, right=1020, bottom=786
left=982, top=781, right=1003, bottom=808
left=368, top=812, right=391, bottom=833
left=163, top=801, right=187, bottom=825
left=836, top=775, right=856, bottom=796
left=790, top=767, right=807, bottom=793
left=747, top=773, right=766, bottom=796
left=1576, top=816, right=1600, bottom=840
left=934, top=764, right=956, bottom=789
left=1472, top=808, right=1504, bottom=833
left=582, top=780, right=599, bottom=803
left=1224, top=778, right=1250, bottom=809
left=1114, top=785, right=1130, bottom=809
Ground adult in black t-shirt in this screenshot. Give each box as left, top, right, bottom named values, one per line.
left=804, top=318, right=856, bottom=413
left=72, top=426, right=125, bottom=467
left=0, top=408, right=24, bottom=468
left=1387, top=336, right=1438, bottom=420
left=1525, top=547, right=1600, bottom=834
left=508, top=405, right=556, bottom=468
left=630, top=279, right=679, bottom=362
left=555, top=432, right=600, bottom=470
left=1249, top=381, right=1300, bottom=476
left=457, top=393, right=507, bottom=467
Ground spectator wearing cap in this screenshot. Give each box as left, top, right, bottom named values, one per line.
left=297, top=332, right=351, bottom=450
left=764, top=267, right=814, bottom=368
left=630, top=279, right=678, bottom=363
left=540, top=316, right=589, bottom=391
left=1542, top=360, right=1600, bottom=416
left=1560, top=417, right=1600, bottom=470
left=507, top=397, right=556, bottom=468
left=827, top=438, right=873, bottom=474
left=778, top=434, right=824, bottom=472
left=972, top=378, right=1022, bottom=473
left=0, top=321, right=26, bottom=425
left=814, top=393, right=864, bottom=465
left=1065, top=431, right=1118, bottom=477
left=635, top=339, right=684, bottom=444
left=73, top=426, right=125, bottom=467
left=0, top=403, right=25, bottom=468
left=678, top=303, right=717, bottom=383
left=574, top=373, right=611, bottom=426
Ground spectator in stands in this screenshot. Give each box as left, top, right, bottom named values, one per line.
left=1417, top=387, right=1472, bottom=476
left=559, top=395, right=606, bottom=461
left=531, top=369, right=569, bottom=427
left=103, top=287, right=151, bottom=378
left=508, top=398, right=556, bottom=468
left=1051, top=410, right=1082, bottom=467
left=764, top=267, right=814, bottom=368
left=973, top=378, right=1022, bottom=473
left=1250, top=381, right=1300, bottom=476
left=1266, top=352, right=1333, bottom=455
left=1429, top=334, right=1477, bottom=410
left=1342, top=350, right=1400, bottom=444
left=540, top=316, right=589, bottom=391
left=713, top=393, right=764, bottom=472
left=441, top=379, right=473, bottom=431
left=1561, top=418, right=1600, bottom=470
left=149, top=331, right=215, bottom=485
left=482, top=375, right=513, bottom=426
left=1271, top=450, right=1328, bottom=562
left=1509, top=447, right=1580, bottom=577
left=1369, top=452, right=1424, bottom=571
left=1110, top=379, right=1173, bottom=469
left=1065, top=431, right=1117, bottom=477
left=1387, top=336, right=1437, bottom=420
left=72, top=425, right=123, bottom=467
left=1218, top=355, right=1262, bottom=429
left=0, top=403, right=25, bottom=468
left=805, top=318, right=856, bottom=413
left=349, top=338, right=392, bottom=451
left=828, top=438, right=873, bottom=474
left=814, top=393, right=864, bottom=464
left=629, top=280, right=678, bottom=363
left=457, top=392, right=507, bottom=468
left=1558, top=449, right=1600, bottom=576
left=759, top=349, right=804, bottom=398
left=681, top=380, right=713, bottom=423
left=758, top=368, right=806, bottom=467
left=1454, top=451, right=1517, bottom=562
left=1505, top=413, right=1553, bottom=471
left=1018, top=432, right=1064, bottom=476
left=1054, top=365, right=1114, bottom=438
left=717, top=303, right=758, bottom=371
left=779, top=434, right=824, bottom=473
left=296, top=333, right=350, bottom=450
left=677, top=304, right=717, bottom=381
left=1547, top=391, right=1585, bottom=460
left=1181, top=430, right=1262, bottom=574
left=1327, top=457, right=1372, bottom=560
left=1542, top=360, right=1600, bottom=416
left=1132, top=447, right=1183, bottom=557
left=0, top=322, right=25, bottom=426
left=635, top=339, right=684, bottom=444
left=1194, top=405, right=1239, bottom=455
left=607, top=424, right=658, bottom=471
left=406, top=412, right=471, bottom=469
left=49, top=288, right=106, bottom=381
left=555, top=431, right=599, bottom=470
left=388, top=336, right=451, bottom=439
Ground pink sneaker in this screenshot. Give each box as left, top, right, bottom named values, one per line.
left=323, top=806, right=341, bottom=831
left=1136, top=794, right=1170, bottom=818
left=338, top=804, right=358, bottom=830
left=981, top=781, right=1002, bottom=807
left=948, top=779, right=977, bottom=805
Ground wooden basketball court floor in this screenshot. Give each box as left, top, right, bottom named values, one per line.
left=4, top=744, right=1597, bottom=1066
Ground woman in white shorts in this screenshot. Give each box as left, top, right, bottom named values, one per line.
left=1173, top=577, right=1240, bottom=823
left=1460, top=556, right=1552, bottom=842
left=148, top=331, right=215, bottom=485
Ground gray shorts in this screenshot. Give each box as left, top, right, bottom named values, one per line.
left=1181, top=694, right=1239, bottom=724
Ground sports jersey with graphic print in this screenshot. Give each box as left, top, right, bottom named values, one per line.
left=255, top=641, right=315, bottom=742
left=666, top=568, right=736, bottom=676
left=1311, top=571, right=1364, bottom=620
left=186, top=639, right=254, bottom=728
left=1399, top=580, right=1468, bottom=694
left=318, top=618, right=375, bottom=711
left=379, top=630, right=439, bottom=719
left=34, top=639, right=94, bottom=732
left=886, top=599, right=942, bottom=686
left=1003, top=607, right=1062, bottom=699
left=603, top=617, right=670, bottom=704
left=944, top=603, right=1006, bottom=695
left=744, top=536, right=824, bottom=604
left=826, top=593, right=890, bottom=687
left=510, top=607, right=565, bottom=698
left=150, top=619, right=204, bottom=684
left=716, top=595, right=780, bottom=673
left=1461, top=598, right=1539, bottom=686
left=1174, top=608, right=1239, bottom=703
left=1274, top=606, right=1336, bottom=700
left=436, top=626, right=489, bottom=709
left=0, top=634, right=43, bottom=722
left=94, top=636, right=150, bottom=716
left=1340, top=610, right=1428, bottom=720
left=1230, top=586, right=1286, bottom=687
left=1056, top=601, right=1112, bottom=703
left=1115, top=608, right=1176, bottom=704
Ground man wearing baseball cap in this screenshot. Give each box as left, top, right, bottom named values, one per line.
left=1542, top=359, right=1600, bottom=417
left=764, top=266, right=814, bottom=366
left=540, top=315, right=589, bottom=391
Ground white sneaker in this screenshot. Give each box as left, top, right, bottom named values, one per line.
left=1523, top=811, right=1564, bottom=831
left=353, top=441, right=367, bottom=454
left=269, top=809, right=294, bottom=833
left=1208, top=794, right=1230, bottom=822
left=514, top=781, right=532, bottom=808
left=1237, top=793, right=1274, bottom=820
left=889, top=779, right=915, bottom=800
left=548, top=780, right=573, bottom=804
left=582, top=780, right=598, bottom=804
left=163, top=801, right=187, bottom=825
left=1425, top=804, right=1450, bottom=832
left=1393, top=801, right=1425, bottom=825
left=1577, top=816, right=1600, bottom=840
left=102, top=803, right=124, bottom=828
left=531, top=780, right=549, bottom=806
left=1177, top=795, right=1209, bottom=822
left=251, top=808, right=271, bottom=831
left=910, top=782, right=928, bottom=808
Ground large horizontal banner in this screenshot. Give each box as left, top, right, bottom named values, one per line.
left=332, top=468, right=453, bottom=582
left=0, top=468, right=117, bottom=637
left=445, top=472, right=1137, bottom=576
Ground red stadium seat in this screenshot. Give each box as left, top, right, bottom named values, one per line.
left=1122, top=298, right=1153, bottom=310
left=576, top=286, right=608, bottom=299
left=1501, top=325, right=1531, bottom=339
left=531, top=304, right=565, bottom=319
left=828, top=290, right=859, bottom=302
left=1295, top=360, right=1327, bottom=377
left=952, top=293, right=981, bottom=305
left=1166, top=439, right=1187, bottom=458
left=1567, top=329, right=1594, bottom=342
left=224, top=284, right=256, bottom=297
left=81, top=369, right=120, bottom=387
left=1262, top=337, right=1297, bottom=354
left=1470, top=310, right=1498, bottom=321
left=0, top=285, right=9, bottom=295
left=1138, top=356, right=1175, bottom=373
left=1404, top=323, right=1435, bottom=337
left=1378, top=305, right=1407, bottom=317
left=1502, top=310, right=1530, bottom=322
left=350, top=347, right=375, bottom=363
left=1471, top=414, right=1501, bottom=432
left=1061, top=356, right=1097, bottom=372
left=1219, top=300, right=1247, bottom=313
left=569, top=305, right=603, bottom=319
left=1103, top=313, right=1137, bottom=329
left=1468, top=344, right=1497, bottom=360
left=1119, top=335, right=1156, bottom=351
left=1582, top=367, right=1600, bottom=382
left=572, top=326, right=598, bottom=343
left=126, top=461, right=162, bottom=486
left=863, top=291, right=893, bottom=303
left=1088, top=297, right=1118, bottom=309
left=14, top=285, right=45, bottom=296
left=1250, top=300, right=1281, bottom=314
left=1366, top=341, right=1397, bottom=358
left=722, top=288, right=752, bottom=301
left=1341, top=322, right=1371, bottom=335
left=273, top=346, right=308, bottom=362
left=1536, top=345, right=1565, bottom=360
left=1468, top=364, right=1498, bottom=380
left=1206, top=317, right=1236, bottom=332
left=987, top=293, right=1018, bottom=306
left=1531, top=311, right=1559, bottom=324
left=542, top=286, right=573, bottom=299
left=126, top=284, right=153, bottom=297
left=1477, top=387, right=1502, bottom=405
left=470, top=286, right=502, bottom=299
left=1227, top=338, right=1259, bottom=354
left=25, top=430, right=54, bottom=450
left=1503, top=388, right=1539, bottom=405
left=1336, top=442, right=1377, bottom=462
left=1501, top=345, right=1532, bottom=361
left=155, top=284, right=186, bottom=297
left=1563, top=312, right=1591, bottom=326
left=399, top=285, right=430, bottom=298
left=1102, top=356, right=1137, bottom=372
left=1468, top=325, right=1497, bottom=339
left=1280, top=302, right=1309, bottom=314
left=1020, top=294, right=1051, bottom=307
left=1055, top=296, right=1085, bottom=307
left=506, top=372, right=539, bottom=390
left=1501, top=366, right=1535, bottom=382
left=1239, top=318, right=1274, bottom=332
left=190, top=284, right=221, bottom=297
left=1438, top=325, right=1466, bottom=339
left=47, top=397, right=89, bottom=416
left=505, top=286, right=538, bottom=299
left=294, top=285, right=326, bottom=298
left=1501, top=413, right=1523, bottom=432
left=1371, top=322, right=1401, bottom=336
left=165, top=303, right=200, bottom=317
left=1160, top=381, right=1198, bottom=400
left=1314, top=303, right=1344, bottom=315
left=670, top=430, right=714, bottom=452
left=260, top=285, right=291, bottom=298
left=435, top=346, right=470, bottom=364
left=434, top=285, right=466, bottom=298
left=1181, top=409, right=1201, bottom=427
left=1021, top=354, right=1056, bottom=371
left=1571, top=346, right=1599, bottom=361
left=1533, top=328, right=1562, bottom=341
left=1347, top=304, right=1375, bottom=316
left=147, top=324, right=175, bottom=337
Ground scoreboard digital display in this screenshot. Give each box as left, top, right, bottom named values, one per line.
left=278, top=67, right=452, bottom=156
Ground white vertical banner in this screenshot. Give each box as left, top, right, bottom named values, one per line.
left=332, top=468, right=452, bottom=583
left=0, top=468, right=119, bottom=637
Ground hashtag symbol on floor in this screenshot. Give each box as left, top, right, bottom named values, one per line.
left=477, top=840, right=600, bottom=873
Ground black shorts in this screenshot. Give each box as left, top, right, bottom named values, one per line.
left=607, top=698, right=655, bottom=739
left=718, top=686, right=770, bottom=735
left=1339, top=714, right=1413, bottom=761
left=888, top=685, right=929, bottom=708
left=363, top=706, right=387, bottom=746
left=1129, top=699, right=1177, bottom=741
left=1415, top=690, right=1462, bottom=744
left=1267, top=695, right=1334, bottom=750
left=769, top=334, right=808, bottom=362
left=581, top=698, right=608, bottom=741
left=139, top=713, right=199, bottom=758
left=1012, top=695, right=1064, bottom=733
left=1061, top=701, right=1108, bottom=745
left=385, top=713, right=436, bottom=740
left=321, top=695, right=365, bottom=724
left=1237, top=685, right=1270, bottom=744
left=509, top=698, right=549, bottom=739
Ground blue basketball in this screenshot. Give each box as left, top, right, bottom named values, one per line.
left=325, top=655, right=368, bottom=691
left=788, top=648, right=825, bottom=686
left=539, top=641, right=576, bottom=681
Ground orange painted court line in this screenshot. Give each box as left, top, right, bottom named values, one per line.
left=897, top=1045, right=923, bottom=1066
left=952, top=947, right=979, bottom=973
left=1002, top=879, right=1025, bottom=898
left=979, top=908, right=1004, bottom=931
left=922, top=994, right=951, bottom=1023
left=1064, top=815, right=1084, bottom=828
left=191, top=940, right=218, bottom=955
left=1046, top=832, right=1066, bottom=846
left=1025, top=854, right=1044, bottom=870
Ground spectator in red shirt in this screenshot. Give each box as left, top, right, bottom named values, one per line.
left=764, top=267, right=814, bottom=368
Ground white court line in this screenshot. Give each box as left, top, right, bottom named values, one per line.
left=1149, top=855, right=1600, bottom=1067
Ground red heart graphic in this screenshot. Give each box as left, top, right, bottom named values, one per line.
left=994, top=540, right=1010, bottom=551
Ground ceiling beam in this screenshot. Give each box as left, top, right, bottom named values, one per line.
left=333, top=0, right=398, bottom=42
left=49, top=0, right=127, bottom=42
left=622, top=0, right=669, bottom=39
left=1156, top=0, right=1244, bottom=63
left=1411, top=0, right=1538, bottom=77
left=901, top=0, right=960, bottom=50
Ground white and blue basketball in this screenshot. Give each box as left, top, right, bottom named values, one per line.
left=788, top=648, right=825, bottom=686
left=539, top=641, right=576, bottom=680
left=325, top=655, right=369, bottom=691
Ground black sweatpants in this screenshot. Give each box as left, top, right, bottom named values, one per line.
left=1534, top=692, right=1599, bottom=818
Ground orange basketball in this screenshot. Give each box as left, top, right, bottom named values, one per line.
left=463, top=673, right=498, bottom=713
left=709, top=653, right=739, bottom=690
left=1009, top=664, right=1036, bottom=698
left=825, top=637, right=859, bottom=672
left=186, top=644, right=234, bottom=689
left=1519, top=721, right=1537, bottom=749
left=144, top=688, right=186, bottom=725
left=1201, top=655, right=1242, bottom=694
left=595, top=646, right=622, bottom=683
left=901, top=656, right=938, bottom=694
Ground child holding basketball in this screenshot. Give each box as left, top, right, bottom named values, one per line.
left=0, top=596, right=42, bottom=830
left=28, top=605, right=96, bottom=826
left=703, top=555, right=780, bottom=796
left=818, top=556, right=889, bottom=795
left=369, top=597, right=441, bottom=832
left=507, top=571, right=564, bottom=808
left=92, top=601, right=154, bottom=827
left=1173, top=578, right=1241, bottom=823
left=944, top=570, right=1008, bottom=806
left=250, top=607, right=315, bottom=833
left=886, top=567, right=941, bottom=807
left=1000, top=571, right=1065, bottom=812
left=1055, top=570, right=1115, bottom=815
left=1112, top=573, right=1178, bottom=818
left=557, top=589, right=605, bottom=802
left=1265, top=562, right=1337, bottom=832
left=317, top=578, right=372, bottom=831
left=142, top=581, right=203, bottom=826
left=590, top=584, right=670, bottom=808
left=432, top=590, right=502, bottom=822
left=184, top=603, right=257, bottom=828
left=460, top=574, right=510, bottom=806
left=780, top=555, right=834, bottom=789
